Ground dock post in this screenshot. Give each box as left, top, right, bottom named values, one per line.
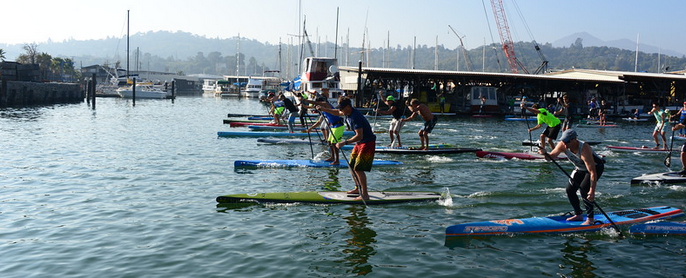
left=132, top=78, right=136, bottom=106
left=91, top=73, right=96, bottom=109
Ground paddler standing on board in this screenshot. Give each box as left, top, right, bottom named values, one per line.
left=375, top=93, right=405, bottom=147
left=402, top=98, right=437, bottom=150
left=647, top=101, right=670, bottom=150
left=316, top=97, right=376, bottom=201
left=541, top=129, right=605, bottom=225
left=303, top=95, right=345, bottom=165
left=671, top=115, right=686, bottom=176
left=522, top=103, right=562, bottom=152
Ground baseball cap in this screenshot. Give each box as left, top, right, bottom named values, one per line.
left=337, top=98, right=352, bottom=109
left=559, top=129, right=577, bottom=144
left=386, top=96, right=395, bottom=101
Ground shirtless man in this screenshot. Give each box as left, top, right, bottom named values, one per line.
left=402, top=98, right=437, bottom=150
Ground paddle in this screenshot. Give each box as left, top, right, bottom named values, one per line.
left=303, top=111, right=315, bottom=159
left=542, top=152, right=624, bottom=238
left=319, top=108, right=368, bottom=207
left=665, top=123, right=676, bottom=168
left=372, top=93, right=381, bottom=133
left=521, top=98, right=535, bottom=152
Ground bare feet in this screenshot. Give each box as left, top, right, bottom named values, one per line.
left=353, top=196, right=369, bottom=201
left=329, top=161, right=339, bottom=165
left=566, top=215, right=584, bottom=221
left=580, top=218, right=594, bottom=225
left=346, top=189, right=359, bottom=194
left=324, top=158, right=334, bottom=162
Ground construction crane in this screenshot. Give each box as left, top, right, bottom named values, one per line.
left=490, top=0, right=528, bottom=74
left=448, top=25, right=473, bottom=72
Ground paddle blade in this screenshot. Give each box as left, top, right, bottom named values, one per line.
left=665, top=155, right=672, bottom=168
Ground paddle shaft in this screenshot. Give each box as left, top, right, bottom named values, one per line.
left=522, top=100, right=535, bottom=152
left=665, top=125, right=676, bottom=168
left=303, top=111, right=315, bottom=159
left=542, top=152, right=624, bottom=237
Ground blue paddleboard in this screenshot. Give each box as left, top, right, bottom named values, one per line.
left=630, top=221, right=686, bottom=235
left=234, top=159, right=402, bottom=168
left=445, top=206, right=683, bottom=237
left=218, top=130, right=355, bottom=138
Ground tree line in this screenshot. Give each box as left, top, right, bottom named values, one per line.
left=2, top=32, right=685, bottom=83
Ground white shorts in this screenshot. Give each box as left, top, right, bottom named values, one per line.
left=389, top=118, right=405, bottom=132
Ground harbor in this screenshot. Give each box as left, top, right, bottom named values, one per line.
left=1, top=96, right=684, bottom=277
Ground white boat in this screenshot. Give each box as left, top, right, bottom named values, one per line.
left=470, top=86, right=499, bottom=114
left=117, top=83, right=170, bottom=99
left=241, top=78, right=263, bottom=98
left=300, top=57, right=347, bottom=105
left=202, top=79, right=218, bottom=95
left=213, top=80, right=238, bottom=97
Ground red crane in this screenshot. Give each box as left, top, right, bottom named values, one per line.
left=490, top=0, right=528, bottom=74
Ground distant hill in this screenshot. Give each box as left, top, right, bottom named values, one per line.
left=1, top=31, right=685, bottom=76
left=553, top=32, right=684, bottom=57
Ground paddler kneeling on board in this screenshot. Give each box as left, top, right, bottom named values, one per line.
left=522, top=103, right=562, bottom=152
left=316, top=98, right=377, bottom=201
left=541, top=129, right=605, bottom=225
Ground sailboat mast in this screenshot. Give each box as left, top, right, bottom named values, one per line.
left=126, top=10, right=129, bottom=80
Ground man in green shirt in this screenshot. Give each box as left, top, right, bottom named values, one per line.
left=522, top=103, right=562, bottom=152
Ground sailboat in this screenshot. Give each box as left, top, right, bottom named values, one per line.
left=116, top=10, right=170, bottom=100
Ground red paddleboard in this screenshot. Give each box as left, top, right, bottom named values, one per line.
left=229, top=122, right=285, bottom=127
left=476, top=150, right=566, bottom=160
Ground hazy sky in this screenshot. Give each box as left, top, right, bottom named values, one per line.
left=3, top=0, right=685, bottom=54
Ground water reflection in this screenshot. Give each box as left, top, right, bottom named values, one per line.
left=339, top=205, right=377, bottom=276
left=558, top=238, right=598, bottom=278
left=323, top=168, right=341, bottom=191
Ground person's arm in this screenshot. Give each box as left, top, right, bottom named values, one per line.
left=541, top=141, right=566, bottom=158
left=528, top=123, right=542, bottom=132
left=376, top=104, right=395, bottom=115
left=336, top=128, right=364, bottom=149
left=580, top=145, right=598, bottom=202
left=306, top=116, right=323, bottom=132
left=317, top=105, right=344, bottom=116
left=402, top=111, right=417, bottom=121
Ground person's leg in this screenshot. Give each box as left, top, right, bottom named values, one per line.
left=354, top=170, right=368, bottom=200
left=566, top=171, right=584, bottom=221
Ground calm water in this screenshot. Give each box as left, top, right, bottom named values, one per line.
left=1, top=96, right=684, bottom=278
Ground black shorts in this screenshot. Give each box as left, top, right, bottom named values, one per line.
left=543, top=124, right=562, bottom=140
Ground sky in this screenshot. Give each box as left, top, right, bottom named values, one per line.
left=3, top=0, right=686, bottom=55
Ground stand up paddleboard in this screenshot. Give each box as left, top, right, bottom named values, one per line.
left=630, top=221, right=686, bottom=235
left=505, top=117, right=536, bottom=121
left=576, top=124, right=618, bottom=128
left=234, top=159, right=402, bottom=168
left=476, top=150, right=566, bottom=160
left=216, top=191, right=443, bottom=205
left=606, top=146, right=670, bottom=154
left=622, top=117, right=648, bottom=122
left=257, top=138, right=327, bottom=144
left=248, top=125, right=311, bottom=131
left=631, top=172, right=686, bottom=185
left=445, top=206, right=684, bottom=237
left=223, top=119, right=271, bottom=124
left=218, top=130, right=355, bottom=138
left=522, top=140, right=601, bottom=146
left=375, top=147, right=482, bottom=154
